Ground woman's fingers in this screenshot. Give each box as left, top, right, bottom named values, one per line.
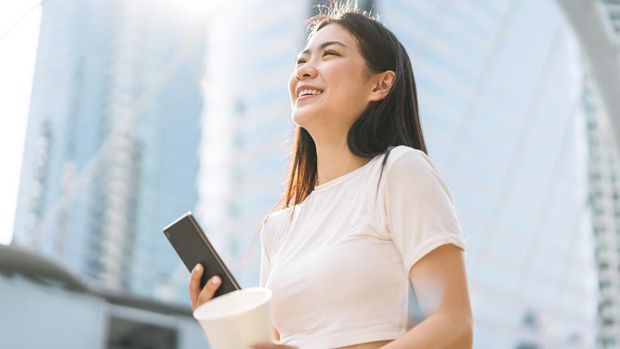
left=189, top=264, right=204, bottom=309
left=189, top=263, right=223, bottom=310
left=197, top=274, right=222, bottom=307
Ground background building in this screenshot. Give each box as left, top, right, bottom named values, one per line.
left=196, top=1, right=308, bottom=287
left=584, top=73, right=620, bottom=348
left=0, top=244, right=206, bottom=349
left=558, top=1, right=620, bottom=346
left=11, top=0, right=207, bottom=303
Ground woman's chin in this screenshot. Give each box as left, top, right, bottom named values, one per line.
left=291, top=109, right=318, bottom=127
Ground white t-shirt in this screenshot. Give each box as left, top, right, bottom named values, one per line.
left=259, top=145, right=466, bottom=348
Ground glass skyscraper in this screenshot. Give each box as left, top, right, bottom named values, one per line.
left=12, top=0, right=207, bottom=302
left=197, top=1, right=309, bottom=287
left=584, top=73, right=620, bottom=348
left=197, top=1, right=599, bottom=348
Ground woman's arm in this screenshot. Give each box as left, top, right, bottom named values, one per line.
left=381, top=244, right=473, bottom=349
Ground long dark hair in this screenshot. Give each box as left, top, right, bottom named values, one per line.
left=241, top=3, right=428, bottom=273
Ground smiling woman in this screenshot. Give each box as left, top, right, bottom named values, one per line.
left=189, top=3, right=473, bottom=349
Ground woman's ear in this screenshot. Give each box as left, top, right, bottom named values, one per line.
left=368, top=70, right=396, bottom=102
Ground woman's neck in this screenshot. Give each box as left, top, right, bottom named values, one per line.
left=314, top=140, right=371, bottom=187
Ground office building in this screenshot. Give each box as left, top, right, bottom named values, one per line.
left=12, top=0, right=207, bottom=303
left=584, top=74, right=620, bottom=348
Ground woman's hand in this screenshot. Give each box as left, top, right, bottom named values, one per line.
left=188, top=264, right=222, bottom=311
left=248, top=344, right=297, bottom=349
left=190, top=266, right=289, bottom=349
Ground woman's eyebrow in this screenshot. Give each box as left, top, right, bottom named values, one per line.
left=299, top=41, right=346, bottom=57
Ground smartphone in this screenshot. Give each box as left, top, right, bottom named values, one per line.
left=163, top=212, right=241, bottom=298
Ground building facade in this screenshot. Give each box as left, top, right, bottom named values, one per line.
left=12, top=0, right=207, bottom=303
left=197, top=1, right=309, bottom=287
left=584, top=73, right=620, bottom=348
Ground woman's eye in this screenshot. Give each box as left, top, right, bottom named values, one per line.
left=295, top=51, right=338, bottom=65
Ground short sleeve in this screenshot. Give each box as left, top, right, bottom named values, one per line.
left=258, top=216, right=272, bottom=288
left=384, top=148, right=466, bottom=274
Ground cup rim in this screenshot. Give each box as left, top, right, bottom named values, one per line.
left=192, top=287, right=272, bottom=321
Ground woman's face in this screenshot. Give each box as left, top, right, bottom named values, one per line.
left=288, top=24, right=375, bottom=137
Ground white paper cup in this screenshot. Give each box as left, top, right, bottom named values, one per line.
left=193, top=287, right=273, bottom=349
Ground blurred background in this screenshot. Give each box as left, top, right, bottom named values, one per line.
left=0, top=0, right=618, bottom=348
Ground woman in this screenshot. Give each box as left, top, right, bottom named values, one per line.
left=190, top=5, right=473, bottom=349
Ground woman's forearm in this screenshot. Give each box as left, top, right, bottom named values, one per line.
left=380, top=313, right=473, bottom=349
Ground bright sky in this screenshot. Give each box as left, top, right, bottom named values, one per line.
left=0, top=0, right=41, bottom=245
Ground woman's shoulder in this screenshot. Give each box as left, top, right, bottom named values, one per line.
left=380, top=145, right=452, bottom=199
left=383, top=145, right=436, bottom=177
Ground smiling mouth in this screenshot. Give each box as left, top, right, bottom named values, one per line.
left=297, top=90, right=324, bottom=100
left=298, top=94, right=321, bottom=100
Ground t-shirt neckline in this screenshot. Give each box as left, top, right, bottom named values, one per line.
left=312, top=154, right=383, bottom=194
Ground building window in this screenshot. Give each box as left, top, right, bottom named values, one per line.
left=599, top=261, right=609, bottom=270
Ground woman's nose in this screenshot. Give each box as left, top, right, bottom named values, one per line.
left=296, top=63, right=317, bottom=80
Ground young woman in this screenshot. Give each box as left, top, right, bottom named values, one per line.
left=189, top=6, right=473, bottom=349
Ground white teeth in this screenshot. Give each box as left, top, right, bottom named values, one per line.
left=298, top=89, right=323, bottom=97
